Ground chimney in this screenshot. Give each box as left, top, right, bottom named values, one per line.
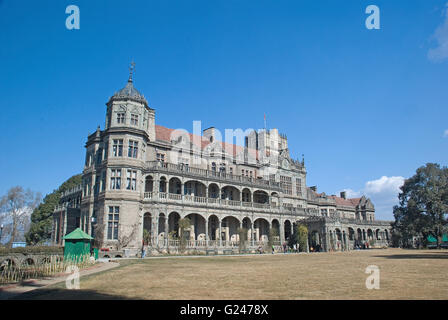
left=310, top=186, right=317, bottom=192
left=340, top=191, right=346, bottom=199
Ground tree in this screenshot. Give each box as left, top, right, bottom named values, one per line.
left=297, top=224, right=308, bottom=252
left=392, top=163, right=448, bottom=248
left=0, top=186, right=41, bottom=247
left=26, top=174, right=82, bottom=245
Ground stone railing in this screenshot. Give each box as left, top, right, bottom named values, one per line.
left=158, top=239, right=271, bottom=248
left=53, top=202, right=81, bottom=212
left=60, top=184, right=83, bottom=198
left=143, top=191, right=279, bottom=212
left=145, top=161, right=282, bottom=191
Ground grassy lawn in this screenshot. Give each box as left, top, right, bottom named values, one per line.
left=14, top=248, right=448, bottom=300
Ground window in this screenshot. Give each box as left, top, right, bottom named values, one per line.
left=296, top=178, right=302, bottom=196
left=113, top=139, right=123, bottom=157
left=117, top=113, right=125, bottom=124
left=96, top=148, right=103, bottom=165
left=280, top=176, right=292, bottom=195
left=110, top=169, right=121, bottom=190
left=229, top=167, right=233, bottom=175
left=104, top=143, right=108, bottom=160
left=101, top=171, right=106, bottom=192
left=107, top=206, right=119, bottom=240
left=128, top=140, right=138, bottom=158
left=130, top=114, right=139, bottom=126
left=266, top=146, right=271, bottom=157
left=157, top=153, right=165, bottom=162
left=126, top=170, right=137, bottom=190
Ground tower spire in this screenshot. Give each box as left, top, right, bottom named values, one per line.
left=128, top=61, right=136, bottom=82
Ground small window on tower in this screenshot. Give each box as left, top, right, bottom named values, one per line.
left=117, top=113, right=125, bottom=124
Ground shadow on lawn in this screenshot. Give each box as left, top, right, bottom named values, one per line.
left=374, top=251, right=448, bottom=260
left=9, top=288, right=131, bottom=300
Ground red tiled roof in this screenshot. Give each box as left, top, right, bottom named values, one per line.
left=155, top=125, right=259, bottom=159
left=329, top=195, right=361, bottom=207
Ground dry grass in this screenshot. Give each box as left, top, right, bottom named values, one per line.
left=15, top=248, right=448, bottom=299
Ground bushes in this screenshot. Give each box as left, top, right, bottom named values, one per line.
left=0, top=246, right=63, bottom=255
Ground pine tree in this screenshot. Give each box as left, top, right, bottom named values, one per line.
left=25, top=174, right=82, bottom=245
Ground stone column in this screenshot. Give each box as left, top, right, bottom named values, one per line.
left=154, top=215, right=159, bottom=246
left=219, top=219, right=223, bottom=247
left=280, top=222, right=285, bottom=245
left=251, top=222, right=255, bottom=247
left=205, top=217, right=209, bottom=244
left=165, top=216, right=169, bottom=247
left=325, top=230, right=331, bottom=252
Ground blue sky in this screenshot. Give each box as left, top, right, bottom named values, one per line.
left=0, top=0, right=447, bottom=220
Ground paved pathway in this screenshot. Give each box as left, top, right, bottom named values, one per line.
left=0, top=261, right=120, bottom=300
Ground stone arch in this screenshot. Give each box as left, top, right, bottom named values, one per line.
left=145, top=175, right=154, bottom=192
left=254, top=218, right=270, bottom=242
left=284, top=220, right=292, bottom=241
left=367, top=229, right=374, bottom=241
left=159, top=176, right=167, bottom=193
left=375, top=229, right=381, bottom=240
left=169, top=177, right=182, bottom=194
left=184, top=180, right=207, bottom=197
left=242, top=217, right=252, bottom=241
left=253, top=190, right=269, bottom=204
left=271, top=219, right=280, bottom=242
left=208, top=215, right=220, bottom=240
left=0, top=258, right=16, bottom=271
left=271, top=192, right=279, bottom=207
left=310, top=230, right=321, bottom=251
left=221, top=185, right=240, bottom=201
left=208, top=183, right=220, bottom=199
left=242, top=188, right=252, bottom=202
left=221, top=216, right=241, bottom=242
left=348, top=227, right=355, bottom=241
left=23, top=258, right=35, bottom=266
left=168, top=212, right=181, bottom=238
left=143, top=212, right=152, bottom=245
left=158, top=213, right=166, bottom=241
left=185, top=213, right=207, bottom=240
left=357, top=228, right=362, bottom=241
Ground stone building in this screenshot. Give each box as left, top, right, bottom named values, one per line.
left=52, top=69, right=392, bottom=254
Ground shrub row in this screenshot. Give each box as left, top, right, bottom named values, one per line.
left=0, top=246, right=63, bottom=255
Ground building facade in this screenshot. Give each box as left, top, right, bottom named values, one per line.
left=52, top=71, right=392, bottom=255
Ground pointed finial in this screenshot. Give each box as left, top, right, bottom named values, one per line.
left=302, top=154, right=305, bottom=165
left=129, top=61, right=136, bottom=82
